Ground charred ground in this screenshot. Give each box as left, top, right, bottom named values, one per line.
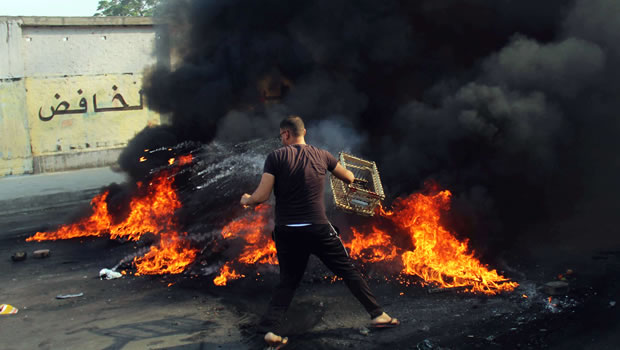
left=2, top=214, right=619, bottom=349
left=2, top=147, right=619, bottom=349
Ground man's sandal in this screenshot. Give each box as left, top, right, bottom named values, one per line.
left=370, top=317, right=401, bottom=329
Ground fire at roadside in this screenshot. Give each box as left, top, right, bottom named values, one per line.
left=17, top=140, right=620, bottom=348
left=25, top=140, right=516, bottom=296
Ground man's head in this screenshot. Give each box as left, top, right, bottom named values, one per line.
left=279, top=115, right=306, bottom=145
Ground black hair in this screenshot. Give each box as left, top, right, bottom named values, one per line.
left=279, top=115, right=305, bottom=137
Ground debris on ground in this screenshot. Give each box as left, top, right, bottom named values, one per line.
left=56, top=293, right=84, bottom=299
left=11, top=252, right=27, bottom=262
left=99, top=268, right=123, bottom=280
left=544, top=281, right=569, bottom=295
left=33, top=249, right=50, bottom=259
left=427, top=285, right=470, bottom=294
left=558, top=269, right=575, bottom=282
left=417, top=339, right=434, bottom=349
left=359, top=327, right=370, bottom=336
left=0, top=304, right=18, bottom=315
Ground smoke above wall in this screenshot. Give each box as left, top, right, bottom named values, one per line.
left=126, top=0, right=620, bottom=256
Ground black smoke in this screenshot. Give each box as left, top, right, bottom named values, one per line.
left=129, top=0, right=620, bottom=258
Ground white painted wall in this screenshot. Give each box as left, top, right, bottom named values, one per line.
left=22, top=26, right=157, bottom=77
left=0, top=20, right=25, bottom=78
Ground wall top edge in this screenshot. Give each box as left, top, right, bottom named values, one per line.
left=0, top=16, right=157, bottom=27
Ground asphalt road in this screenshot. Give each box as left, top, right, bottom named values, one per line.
left=0, top=167, right=126, bottom=239
left=1, top=168, right=619, bottom=350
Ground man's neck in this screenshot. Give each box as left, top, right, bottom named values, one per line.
left=289, top=138, right=306, bottom=145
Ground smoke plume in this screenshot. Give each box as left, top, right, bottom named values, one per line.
left=127, top=0, right=620, bottom=257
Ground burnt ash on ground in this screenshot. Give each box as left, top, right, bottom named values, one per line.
left=2, top=132, right=616, bottom=349
left=6, top=225, right=619, bottom=350
left=187, top=252, right=620, bottom=350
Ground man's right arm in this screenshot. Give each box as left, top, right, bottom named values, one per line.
left=331, top=163, right=355, bottom=184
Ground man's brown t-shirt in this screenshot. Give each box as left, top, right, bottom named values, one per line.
left=263, top=144, right=338, bottom=225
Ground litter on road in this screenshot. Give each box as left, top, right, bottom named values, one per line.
left=33, top=249, right=50, bottom=258
left=0, top=304, right=18, bottom=315
left=99, top=268, right=122, bottom=280
left=56, top=293, right=84, bottom=299
left=11, top=252, right=27, bottom=262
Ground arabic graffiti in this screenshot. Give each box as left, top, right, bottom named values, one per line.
left=39, top=86, right=144, bottom=122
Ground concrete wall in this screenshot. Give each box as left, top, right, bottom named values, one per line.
left=0, top=79, right=33, bottom=175
left=0, top=20, right=32, bottom=176
left=0, top=20, right=25, bottom=78
left=22, top=26, right=157, bottom=76
left=0, top=17, right=163, bottom=176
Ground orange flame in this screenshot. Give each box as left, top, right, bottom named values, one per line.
left=212, top=185, right=516, bottom=294
left=178, top=155, right=193, bottom=166
left=27, top=160, right=515, bottom=294
left=27, top=172, right=182, bottom=242
left=26, top=167, right=199, bottom=275
left=367, top=185, right=517, bottom=294
left=213, top=263, right=245, bottom=286
left=26, top=192, right=112, bottom=241
left=220, top=204, right=270, bottom=239
left=213, top=204, right=275, bottom=285
left=347, top=226, right=398, bottom=263
left=134, top=232, right=198, bottom=275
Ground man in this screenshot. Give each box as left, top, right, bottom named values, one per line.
left=240, top=116, right=399, bottom=348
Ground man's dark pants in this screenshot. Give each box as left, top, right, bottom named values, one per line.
left=259, top=224, right=383, bottom=333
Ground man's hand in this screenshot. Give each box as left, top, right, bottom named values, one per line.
left=240, top=193, right=252, bottom=207
left=331, top=163, right=355, bottom=184
left=241, top=173, right=275, bottom=208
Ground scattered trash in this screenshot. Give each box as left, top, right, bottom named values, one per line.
left=417, top=339, right=434, bottom=350
left=420, top=325, right=430, bottom=332
left=486, top=335, right=495, bottom=341
left=467, top=335, right=474, bottom=338
left=359, top=327, right=370, bottom=336
left=544, top=281, right=569, bottom=296
left=0, top=304, right=18, bottom=315
left=510, top=327, right=518, bottom=331
left=33, top=249, right=50, bottom=259
left=99, top=268, right=122, bottom=280
left=11, top=252, right=27, bottom=262
left=610, top=301, right=616, bottom=307
left=56, top=293, right=84, bottom=299
left=544, top=295, right=578, bottom=313
left=557, top=269, right=575, bottom=282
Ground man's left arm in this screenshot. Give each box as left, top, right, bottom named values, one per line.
left=240, top=173, right=275, bottom=206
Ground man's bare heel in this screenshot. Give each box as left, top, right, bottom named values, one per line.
left=264, top=332, right=289, bottom=349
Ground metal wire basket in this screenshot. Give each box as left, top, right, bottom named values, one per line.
left=330, top=152, right=386, bottom=216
